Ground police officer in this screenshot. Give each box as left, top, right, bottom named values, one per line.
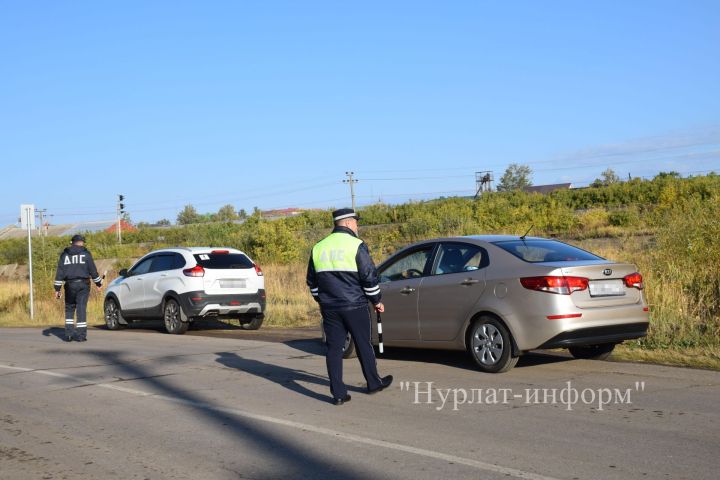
left=307, top=208, right=393, bottom=405
left=53, top=235, right=103, bottom=342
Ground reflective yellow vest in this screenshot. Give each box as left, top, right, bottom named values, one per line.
left=312, top=232, right=363, bottom=273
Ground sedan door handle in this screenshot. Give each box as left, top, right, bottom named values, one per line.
left=160, top=274, right=168, bottom=277
left=400, top=286, right=416, bottom=294
left=460, top=279, right=480, bottom=286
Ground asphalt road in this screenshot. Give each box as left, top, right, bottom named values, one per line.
left=0, top=326, right=718, bottom=480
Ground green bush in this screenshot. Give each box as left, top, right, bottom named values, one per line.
left=608, top=209, right=639, bottom=227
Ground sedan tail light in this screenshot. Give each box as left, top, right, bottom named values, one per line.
left=183, top=265, right=205, bottom=277
left=254, top=264, right=263, bottom=276
left=520, top=276, right=589, bottom=295
left=623, top=272, right=644, bottom=290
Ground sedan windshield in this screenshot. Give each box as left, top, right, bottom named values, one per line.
left=492, top=239, right=604, bottom=263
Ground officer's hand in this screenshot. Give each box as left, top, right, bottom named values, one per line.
left=54, top=291, right=61, bottom=300
left=374, top=302, right=385, bottom=313
left=95, top=285, right=103, bottom=292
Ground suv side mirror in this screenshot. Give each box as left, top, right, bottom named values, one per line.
left=119, top=269, right=129, bottom=277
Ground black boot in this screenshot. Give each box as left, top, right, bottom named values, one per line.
left=64, top=323, right=74, bottom=342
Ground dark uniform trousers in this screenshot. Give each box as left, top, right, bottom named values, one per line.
left=322, top=306, right=383, bottom=398
left=65, top=280, right=90, bottom=340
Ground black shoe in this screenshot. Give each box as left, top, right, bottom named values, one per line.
left=76, top=337, right=87, bottom=342
left=333, top=394, right=351, bottom=405
left=367, top=375, right=393, bottom=394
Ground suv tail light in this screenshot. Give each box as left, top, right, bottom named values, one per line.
left=254, top=264, right=263, bottom=276
left=212, top=250, right=229, bottom=254
left=183, top=265, right=205, bottom=277
left=520, top=276, right=589, bottom=295
left=623, top=272, right=643, bottom=290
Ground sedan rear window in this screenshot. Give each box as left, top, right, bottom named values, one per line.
left=193, top=253, right=254, bottom=269
left=492, top=240, right=603, bottom=263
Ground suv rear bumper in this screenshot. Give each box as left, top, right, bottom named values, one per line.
left=537, top=322, right=649, bottom=349
left=179, top=290, right=266, bottom=319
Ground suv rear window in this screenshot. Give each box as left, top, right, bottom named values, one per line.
left=193, top=253, right=254, bottom=269
left=492, top=240, right=603, bottom=263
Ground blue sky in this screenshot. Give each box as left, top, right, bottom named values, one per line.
left=1, top=1, right=719, bottom=225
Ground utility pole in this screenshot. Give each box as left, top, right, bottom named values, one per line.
left=34, top=208, right=48, bottom=278
left=117, top=194, right=125, bottom=244
left=35, top=208, right=47, bottom=236
left=343, top=171, right=358, bottom=210
left=21, top=205, right=34, bottom=320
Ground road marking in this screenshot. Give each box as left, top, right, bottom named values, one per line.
left=0, top=363, right=561, bottom=480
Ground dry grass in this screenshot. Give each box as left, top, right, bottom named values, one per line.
left=263, top=263, right=320, bottom=328
left=0, top=279, right=105, bottom=327
left=613, top=344, right=720, bottom=371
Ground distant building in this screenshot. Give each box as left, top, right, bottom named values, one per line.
left=260, top=208, right=305, bottom=220
left=523, top=183, right=573, bottom=194
left=103, top=220, right=137, bottom=234
left=0, top=220, right=136, bottom=240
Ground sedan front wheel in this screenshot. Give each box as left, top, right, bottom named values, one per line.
left=468, top=316, right=519, bottom=373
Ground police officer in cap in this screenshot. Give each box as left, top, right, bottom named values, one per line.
left=307, top=208, right=393, bottom=405
left=53, top=234, right=103, bottom=341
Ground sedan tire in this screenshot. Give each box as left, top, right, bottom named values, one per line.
left=321, top=328, right=357, bottom=359
left=568, top=343, right=616, bottom=360
left=342, top=332, right=356, bottom=359
left=468, top=316, right=519, bottom=373
left=241, top=315, right=264, bottom=330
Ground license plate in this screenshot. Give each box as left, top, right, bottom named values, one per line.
left=589, top=279, right=625, bottom=297
left=219, top=279, right=246, bottom=288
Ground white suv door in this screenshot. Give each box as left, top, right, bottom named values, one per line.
left=142, top=253, right=185, bottom=310
left=118, top=256, right=154, bottom=311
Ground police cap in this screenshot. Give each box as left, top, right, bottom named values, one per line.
left=332, top=208, right=360, bottom=222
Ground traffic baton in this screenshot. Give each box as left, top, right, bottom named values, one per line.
left=377, top=311, right=384, bottom=354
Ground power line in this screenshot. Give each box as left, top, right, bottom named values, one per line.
left=353, top=138, right=720, bottom=174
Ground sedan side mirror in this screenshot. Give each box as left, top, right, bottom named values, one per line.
left=118, top=269, right=129, bottom=277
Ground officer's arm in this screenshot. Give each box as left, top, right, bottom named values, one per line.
left=306, top=252, right=320, bottom=303
left=87, top=252, right=103, bottom=287
left=356, top=243, right=382, bottom=305
left=53, top=253, right=66, bottom=292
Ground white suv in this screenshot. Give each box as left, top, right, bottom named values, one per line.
left=104, top=247, right=266, bottom=334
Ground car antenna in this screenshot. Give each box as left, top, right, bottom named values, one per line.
left=520, top=224, right=534, bottom=241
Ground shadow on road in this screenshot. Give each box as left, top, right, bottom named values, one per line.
left=215, top=351, right=366, bottom=403
left=69, top=349, right=366, bottom=479
left=191, top=318, right=246, bottom=330
left=284, top=338, right=326, bottom=356
left=284, top=338, right=573, bottom=371
left=41, top=327, right=67, bottom=341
